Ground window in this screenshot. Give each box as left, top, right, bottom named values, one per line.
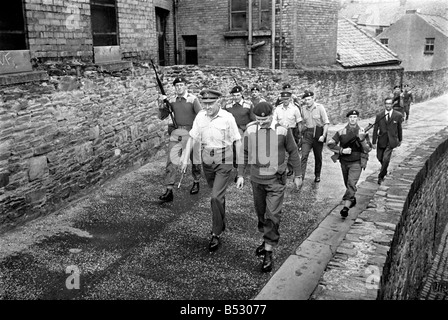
left=259, top=0, right=271, bottom=30
left=375, top=27, right=384, bottom=36
left=380, top=39, right=389, bottom=47
left=90, top=0, right=118, bottom=46
left=183, top=35, right=198, bottom=65
left=0, top=0, right=27, bottom=50
left=424, top=38, right=435, bottom=54
left=156, top=7, right=168, bottom=66
left=230, top=0, right=271, bottom=31
left=231, top=0, right=247, bottom=30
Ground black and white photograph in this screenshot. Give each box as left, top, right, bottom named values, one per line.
left=1, top=0, right=448, bottom=310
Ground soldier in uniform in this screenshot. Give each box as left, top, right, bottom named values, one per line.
left=274, top=83, right=302, bottom=107
left=225, top=85, right=256, bottom=134
left=250, top=84, right=266, bottom=107
left=273, top=91, right=303, bottom=175
left=402, top=84, right=414, bottom=121
left=181, top=89, right=241, bottom=252
left=157, top=77, right=202, bottom=203
left=392, top=85, right=405, bottom=120
left=236, top=102, right=303, bottom=272
left=327, top=110, right=372, bottom=218
left=300, top=90, right=330, bottom=182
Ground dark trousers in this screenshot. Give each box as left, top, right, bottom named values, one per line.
left=202, top=163, right=233, bottom=236
left=301, top=131, right=324, bottom=179
left=165, top=140, right=201, bottom=187
left=377, top=144, right=394, bottom=180
left=340, top=161, right=362, bottom=202
left=404, top=103, right=411, bottom=119
left=251, top=180, right=286, bottom=247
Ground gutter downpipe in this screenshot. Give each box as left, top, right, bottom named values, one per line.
left=271, top=0, right=275, bottom=69
left=248, top=0, right=253, bottom=68
left=279, top=0, right=282, bottom=70
left=173, top=0, right=179, bottom=64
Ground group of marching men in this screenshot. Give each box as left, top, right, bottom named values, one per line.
left=156, top=76, right=411, bottom=273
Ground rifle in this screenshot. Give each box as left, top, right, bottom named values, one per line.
left=149, top=59, right=178, bottom=129
left=330, top=113, right=387, bottom=163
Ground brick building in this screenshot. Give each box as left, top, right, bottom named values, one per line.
left=0, top=0, right=163, bottom=78
left=1, top=0, right=339, bottom=80
left=173, top=0, right=339, bottom=69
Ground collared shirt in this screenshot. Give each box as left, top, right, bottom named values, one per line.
left=301, top=102, right=330, bottom=128
left=168, top=90, right=202, bottom=126
left=189, top=109, right=241, bottom=148
left=385, top=110, right=392, bottom=121
left=273, top=102, right=302, bottom=128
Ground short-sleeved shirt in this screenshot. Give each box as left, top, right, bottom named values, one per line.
left=273, top=102, right=302, bottom=128
left=301, top=102, right=330, bottom=128
left=169, top=91, right=202, bottom=126
left=190, top=109, right=241, bottom=147
left=190, top=109, right=241, bottom=164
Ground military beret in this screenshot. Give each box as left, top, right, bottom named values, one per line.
left=253, top=102, right=273, bottom=117
left=199, top=89, right=222, bottom=102
left=282, top=83, right=292, bottom=90
left=173, top=77, right=187, bottom=85
left=251, top=85, right=261, bottom=92
left=230, top=85, right=243, bottom=94
left=302, top=90, right=314, bottom=99
left=346, top=110, right=359, bottom=117
left=280, top=91, right=292, bottom=99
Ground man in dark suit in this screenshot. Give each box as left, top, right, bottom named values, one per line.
left=372, top=97, right=403, bottom=185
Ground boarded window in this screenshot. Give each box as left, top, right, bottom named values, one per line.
left=424, top=38, right=435, bottom=54
left=183, top=35, right=198, bottom=65
left=0, top=0, right=27, bottom=50
left=90, top=0, right=119, bottom=46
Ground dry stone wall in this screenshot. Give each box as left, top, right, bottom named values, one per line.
left=1, top=63, right=447, bottom=231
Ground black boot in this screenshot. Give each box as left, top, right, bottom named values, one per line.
left=261, top=251, right=273, bottom=272
left=190, top=182, right=200, bottom=195
left=159, top=189, right=173, bottom=202
left=208, top=234, right=220, bottom=252
left=255, top=242, right=266, bottom=256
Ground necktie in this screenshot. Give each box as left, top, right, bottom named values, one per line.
left=386, top=112, right=389, bottom=122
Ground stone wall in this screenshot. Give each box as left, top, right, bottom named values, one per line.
left=379, top=134, right=448, bottom=300
left=0, top=65, right=166, bottom=232
left=163, top=65, right=403, bottom=123
left=2, top=63, right=448, bottom=232
left=403, top=67, right=448, bottom=103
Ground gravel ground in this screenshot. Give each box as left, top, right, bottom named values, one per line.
left=0, top=150, right=338, bottom=300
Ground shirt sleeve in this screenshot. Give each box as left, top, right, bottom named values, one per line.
left=228, top=116, right=242, bottom=143
left=320, top=105, right=330, bottom=125
left=189, top=115, right=201, bottom=142
left=295, top=108, right=302, bottom=123
left=193, top=97, right=202, bottom=114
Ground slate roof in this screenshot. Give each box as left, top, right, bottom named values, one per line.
left=339, top=0, right=448, bottom=26
left=418, top=14, right=448, bottom=37
left=337, top=18, right=401, bottom=68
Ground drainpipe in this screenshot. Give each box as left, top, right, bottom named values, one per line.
left=271, top=0, right=276, bottom=69
left=279, top=0, right=282, bottom=70
left=248, top=0, right=253, bottom=68
left=173, top=0, right=179, bottom=64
